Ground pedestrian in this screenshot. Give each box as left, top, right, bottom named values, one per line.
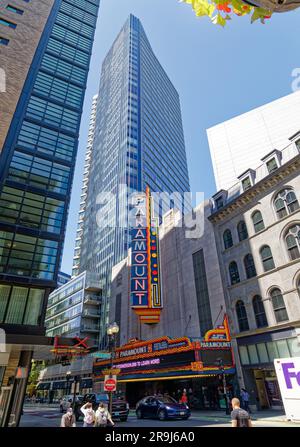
left=241, top=388, right=251, bottom=413
left=95, top=402, right=115, bottom=427
left=80, top=402, right=95, bottom=427
left=231, top=398, right=252, bottom=427
left=60, top=408, right=76, bottom=427
left=180, top=389, right=188, bottom=405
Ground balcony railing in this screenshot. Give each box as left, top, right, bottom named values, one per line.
left=82, top=309, right=101, bottom=318
left=83, top=294, right=101, bottom=305
left=81, top=324, right=99, bottom=333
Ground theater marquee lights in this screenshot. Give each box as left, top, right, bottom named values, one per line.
left=130, top=187, right=162, bottom=324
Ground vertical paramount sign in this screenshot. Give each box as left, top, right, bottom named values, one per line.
left=130, top=187, right=162, bottom=324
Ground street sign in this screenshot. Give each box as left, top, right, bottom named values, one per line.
left=102, top=368, right=121, bottom=376
left=104, top=376, right=117, bottom=392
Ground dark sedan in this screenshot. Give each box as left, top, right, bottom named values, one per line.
left=136, top=396, right=191, bottom=421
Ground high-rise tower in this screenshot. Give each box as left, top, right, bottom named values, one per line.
left=72, top=15, right=190, bottom=345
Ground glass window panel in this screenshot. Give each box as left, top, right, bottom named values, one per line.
left=257, top=343, right=269, bottom=363
left=276, top=339, right=290, bottom=358
left=23, top=289, right=44, bottom=325
left=266, top=341, right=279, bottom=361
left=287, top=338, right=300, bottom=358
left=248, top=344, right=259, bottom=364
left=5, top=287, right=28, bottom=324
left=0, top=285, right=10, bottom=322
left=239, top=346, right=250, bottom=365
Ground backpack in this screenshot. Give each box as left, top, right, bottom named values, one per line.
left=84, top=409, right=95, bottom=425
left=96, top=410, right=108, bottom=426
left=236, top=409, right=251, bottom=427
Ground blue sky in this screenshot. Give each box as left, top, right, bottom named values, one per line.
left=61, top=0, right=300, bottom=274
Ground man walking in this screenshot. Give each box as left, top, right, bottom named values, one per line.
left=241, top=388, right=251, bottom=412
left=60, top=408, right=76, bottom=427
left=231, top=398, right=252, bottom=427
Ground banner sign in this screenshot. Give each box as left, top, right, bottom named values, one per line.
left=274, top=357, right=300, bottom=421
left=130, top=187, right=162, bottom=324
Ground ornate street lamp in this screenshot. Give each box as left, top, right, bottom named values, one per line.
left=107, top=322, right=119, bottom=416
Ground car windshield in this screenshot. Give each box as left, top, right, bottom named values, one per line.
left=157, top=397, right=177, bottom=404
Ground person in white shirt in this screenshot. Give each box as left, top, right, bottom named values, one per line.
left=80, top=402, right=95, bottom=427
left=95, top=403, right=114, bottom=427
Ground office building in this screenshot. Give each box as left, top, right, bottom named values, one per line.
left=210, top=132, right=300, bottom=410
left=0, top=0, right=100, bottom=426
left=207, top=91, right=300, bottom=190
left=73, top=15, right=191, bottom=345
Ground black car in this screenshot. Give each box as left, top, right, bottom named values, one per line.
left=136, top=395, right=191, bottom=421
left=74, top=393, right=129, bottom=422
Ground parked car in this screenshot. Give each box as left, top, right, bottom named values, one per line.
left=136, top=395, right=191, bottom=421
left=74, top=393, right=129, bottom=422
left=60, top=395, right=83, bottom=412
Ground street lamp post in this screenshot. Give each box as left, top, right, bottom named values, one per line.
left=66, top=371, right=72, bottom=396
left=217, top=359, right=230, bottom=415
left=107, top=322, right=119, bottom=416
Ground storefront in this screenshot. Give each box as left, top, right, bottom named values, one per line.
left=237, top=327, right=300, bottom=410
left=93, top=316, right=237, bottom=408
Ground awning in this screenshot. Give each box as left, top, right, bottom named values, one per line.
left=36, top=382, right=51, bottom=390
left=52, top=381, right=67, bottom=390
left=80, top=379, right=93, bottom=389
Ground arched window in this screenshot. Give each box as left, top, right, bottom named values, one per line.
left=274, top=189, right=299, bottom=219
left=237, top=221, right=248, bottom=241
left=229, top=261, right=240, bottom=285
left=244, top=254, right=257, bottom=279
left=270, top=288, right=288, bottom=323
left=285, top=225, right=300, bottom=260
left=253, top=295, right=268, bottom=328
left=236, top=300, right=249, bottom=332
left=223, top=229, right=233, bottom=249
left=252, top=211, right=265, bottom=233
left=260, top=245, right=275, bottom=272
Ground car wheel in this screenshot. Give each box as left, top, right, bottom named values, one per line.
left=120, top=417, right=128, bottom=422
left=136, top=409, right=143, bottom=419
left=182, top=415, right=190, bottom=420
left=158, top=410, right=167, bottom=421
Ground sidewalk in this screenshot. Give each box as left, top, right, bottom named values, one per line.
left=190, top=409, right=299, bottom=423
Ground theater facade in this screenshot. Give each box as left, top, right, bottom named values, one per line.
left=93, top=316, right=237, bottom=407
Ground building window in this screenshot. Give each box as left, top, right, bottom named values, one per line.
left=237, top=220, right=248, bottom=241
left=193, top=249, right=213, bottom=336
left=260, top=245, right=275, bottom=272
left=295, top=138, right=300, bottom=152
left=252, top=295, right=268, bottom=328
left=0, top=36, right=9, bottom=45
left=6, top=5, right=24, bottom=15
left=266, top=157, right=278, bottom=174
left=236, top=300, right=249, bottom=332
left=242, top=176, right=252, bottom=191
left=274, top=189, right=299, bottom=219
left=285, top=225, right=300, bottom=261
left=215, top=197, right=224, bottom=210
left=223, top=229, right=233, bottom=250
left=244, top=253, right=257, bottom=279
left=229, top=261, right=240, bottom=285
left=270, top=288, right=288, bottom=323
left=0, top=18, right=17, bottom=28
left=252, top=210, right=265, bottom=233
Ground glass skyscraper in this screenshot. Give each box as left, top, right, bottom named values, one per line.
left=0, top=0, right=100, bottom=427
left=72, top=15, right=190, bottom=345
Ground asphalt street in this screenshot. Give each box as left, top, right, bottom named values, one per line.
left=19, top=406, right=299, bottom=428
